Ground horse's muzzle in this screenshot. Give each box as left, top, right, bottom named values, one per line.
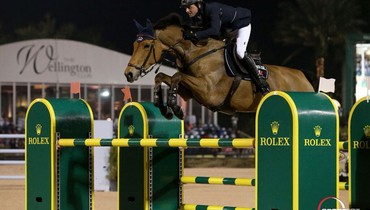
left=126, top=72, right=134, bottom=83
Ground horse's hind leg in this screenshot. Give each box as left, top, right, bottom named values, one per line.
left=154, top=73, right=174, bottom=119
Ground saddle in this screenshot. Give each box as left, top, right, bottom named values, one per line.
left=224, top=43, right=268, bottom=81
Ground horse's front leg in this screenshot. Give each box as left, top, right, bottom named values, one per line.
left=154, top=73, right=175, bottom=119
left=167, top=72, right=185, bottom=119
left=153, top=77, right=163, bottom=108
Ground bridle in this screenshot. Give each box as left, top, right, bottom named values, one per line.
left=127, top=34, right=161, bottom=77
left=127, top=34, right=183, bottom=76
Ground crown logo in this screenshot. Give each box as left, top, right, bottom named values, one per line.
left=128, top=125, right=135, bottom=136
left=271, top=121, right=279, bottom=135
left=314, top=125, right=322, bottom=137
left=364, top=125, right=370, bottom=138
left=35, top=124, right=42, bottom=135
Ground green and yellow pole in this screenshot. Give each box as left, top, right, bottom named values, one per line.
left=256, top=91, right=338, bottom=210
left=25, top=98, right=93, bottom=210
left=348, top=97, right=370, bottom=208
left=117, top=102, right=183, bottom=210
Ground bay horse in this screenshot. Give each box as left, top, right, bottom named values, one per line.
left=124, top=14, right=314, bottom=119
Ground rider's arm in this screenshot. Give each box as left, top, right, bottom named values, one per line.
left=193, top=5, right=221, bottom=40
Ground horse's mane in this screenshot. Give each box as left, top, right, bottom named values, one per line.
left=154, top=13, right=184, bottom=30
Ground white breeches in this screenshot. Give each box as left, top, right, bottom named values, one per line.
left=236, top=24, right=251, bottom=59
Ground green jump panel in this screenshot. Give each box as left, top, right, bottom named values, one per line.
left=118, top=102, right=183, bottom=210
left=26, top=98, right=93, bottom=210
left=348, top=97, right=370, bottom=208
left=256, top=91, right=338, bottom=210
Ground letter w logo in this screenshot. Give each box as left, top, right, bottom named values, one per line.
left=17, top=44, right=55, bottom=75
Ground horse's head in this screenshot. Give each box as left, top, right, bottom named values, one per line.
left=125, top=19, right=159, bottom=82
left=125, top=14, right=185, bottom=82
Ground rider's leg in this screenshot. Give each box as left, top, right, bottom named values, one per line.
left=242, top=55, right=270, bottom=95
left=236, top=25, right=270, bottom=95
left=235, top=25, right=251, bottom=60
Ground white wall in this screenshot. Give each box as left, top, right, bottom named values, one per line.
left=93, top=120, right=113, bottom=192
left=0, top=39, right=175, bottom=85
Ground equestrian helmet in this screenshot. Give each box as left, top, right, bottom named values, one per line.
left=180, top=0, right=203, bottom=8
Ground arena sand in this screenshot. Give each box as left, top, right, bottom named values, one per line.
left=0, top=165, right=348, bottom=210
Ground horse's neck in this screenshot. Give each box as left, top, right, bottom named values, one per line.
left=176, top=39, right=225, bottom=62
left=182, top=39, right=225, bottom=67
left=157, top=28, right=225, bottom=73
left=196, top=39, right=224, bottom=52
left=158, top=27, right=225, bottom=66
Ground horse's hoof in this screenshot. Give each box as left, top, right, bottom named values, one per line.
left=173, top=106, right=184, bottom=120
left=160, top=106, right=173, bottom=120
left=164, top=108, right=174, bottom=120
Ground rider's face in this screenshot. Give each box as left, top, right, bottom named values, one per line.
left=185, top=4, right=198, bottom=17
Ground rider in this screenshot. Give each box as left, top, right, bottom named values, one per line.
left=180, top=0, right=270, bottom=95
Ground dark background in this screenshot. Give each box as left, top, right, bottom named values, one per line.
left=1, top=0, right=370, bottom=72
left=0, top=0, right=301, bottom=68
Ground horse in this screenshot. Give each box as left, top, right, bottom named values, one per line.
left=124, top=14, right=314, bottom=119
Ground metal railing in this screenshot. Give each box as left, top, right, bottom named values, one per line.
left=0, top=134, right=25, bottom=179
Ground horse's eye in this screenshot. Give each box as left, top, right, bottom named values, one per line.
left=144, top=44, right=151, bottom=49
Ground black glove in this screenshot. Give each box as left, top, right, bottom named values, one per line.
left=182, top=30, right=199, bottom=43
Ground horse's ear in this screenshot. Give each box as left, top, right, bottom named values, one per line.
left=145, top=19, right=155, bottom=37
left=133, top=19, right=144, bottom=32
left=146, top=19, right=153, bottom=28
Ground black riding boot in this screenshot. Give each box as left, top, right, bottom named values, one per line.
left=241, top=55, right=270, bottom=95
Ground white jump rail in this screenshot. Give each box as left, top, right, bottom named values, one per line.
left=0, top=134, right=25, bottom=179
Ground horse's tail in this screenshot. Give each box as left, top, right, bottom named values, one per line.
left=301, top=69, right=318, bottom=91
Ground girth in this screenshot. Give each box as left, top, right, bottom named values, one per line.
left=209, top=76, right=242, bottom=112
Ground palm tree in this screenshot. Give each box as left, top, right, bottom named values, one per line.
left=4, top=14, right=103, bottom=46
left=274, top=0, right=363, bottom=79
left=14, top=14, right=76, bottom=40
left=0, top=23, right=10, bottom=45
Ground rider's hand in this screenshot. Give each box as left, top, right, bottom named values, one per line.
left=182, top=30, right=199, bottom=43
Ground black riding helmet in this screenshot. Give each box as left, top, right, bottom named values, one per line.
left=180, top=0, right=203, bottom=8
